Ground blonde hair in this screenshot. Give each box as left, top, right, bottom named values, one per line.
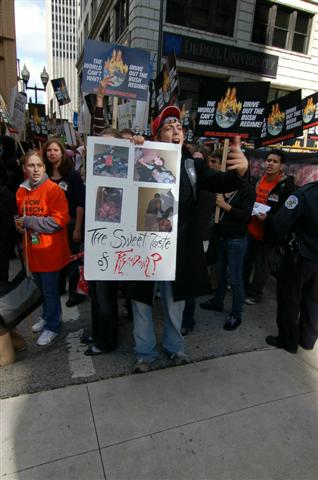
left=21, top=150, right=44, bottom=166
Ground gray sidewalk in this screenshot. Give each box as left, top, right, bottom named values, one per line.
left=2, top=347, right=318, bottom=480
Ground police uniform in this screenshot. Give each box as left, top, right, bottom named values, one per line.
left=267, top=181, right=318, bottom=352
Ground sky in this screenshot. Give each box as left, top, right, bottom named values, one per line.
left=15, top=0, right=47, bottom=103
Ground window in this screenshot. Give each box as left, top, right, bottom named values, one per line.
left=100, top=18, right=110, bottom=43
left=178, top=72, right=228, bottom=110
left=115, top=0, right=129, bottom=39
left=252, top=1, right=313, bottom=54
left=268, top=87, right=291, bottom=103
left=166, top=0, right=237, bottom=37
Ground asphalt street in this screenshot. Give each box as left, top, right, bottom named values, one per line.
left=1, top=259, right=279, bottom=399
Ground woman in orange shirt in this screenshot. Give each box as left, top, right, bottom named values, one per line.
left=15, top=151, right=70, bottom=346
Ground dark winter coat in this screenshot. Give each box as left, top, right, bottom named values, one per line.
left=214, top=182, right=256, bottom=239
left=263, top=174, right=296, bottom=245
left=127, top=147, right=248, bottom=304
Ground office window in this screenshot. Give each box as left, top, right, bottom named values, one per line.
left=115, top=0, right=129, bottom=39
left=268, top=87, right=291, bottom=103
left=100, top=18, right=110, bottom=43
left=166, top=0, right=237, bottom=37
left=252, top=1, right=313, bottom=53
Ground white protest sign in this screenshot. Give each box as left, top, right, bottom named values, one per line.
left=84, top=137, right=181, bottom=280
left=133, top=93, right=149, bottom=134
left=117, top=102, right=132, bottom=131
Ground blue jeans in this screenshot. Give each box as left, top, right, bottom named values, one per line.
left=33, top=271, right=61, bottom=333
left=214, top=237, right=247, bottom=319
left=132, top=282, right=185, bottom=362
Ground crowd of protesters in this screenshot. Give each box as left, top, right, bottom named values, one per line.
left=0, top=101, right=317, bottom=370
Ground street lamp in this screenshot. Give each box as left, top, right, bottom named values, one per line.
left=21, top=65, right=49, bottom=104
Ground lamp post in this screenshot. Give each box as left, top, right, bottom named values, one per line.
left=21, top=64, right=49, bottom=105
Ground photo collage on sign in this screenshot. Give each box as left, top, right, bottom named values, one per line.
left=91, top=140, right=178, bottom=233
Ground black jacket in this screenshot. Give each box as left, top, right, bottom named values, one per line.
left=214, top=182, right=256, bottom=239
left=267, top=182, right=318, bottom=261
left=127, top=147, right=248, bottom=304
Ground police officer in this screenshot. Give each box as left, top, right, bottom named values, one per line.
left=265, top=181, right=318, bottom=353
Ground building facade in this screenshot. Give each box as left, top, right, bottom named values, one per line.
left=46, top=0, right=78, bottom=122
left=0, top=0, right=17, bottom=105
left=76, top=0, right=318, bottom=112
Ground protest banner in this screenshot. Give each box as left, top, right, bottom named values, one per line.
left=0, top=92, right=18, bottom=133
left=133, top=95, right=149, bottom=135
left=28, top=103, right=48, bottom=141
left=82, top=39, right=150, bottom=101
left=256, top=90, right=303, bottom=147
left=302, top=92, right=318, bottom=130
left=63, top=121, right=77, bottom=145
left=195, top=81, right=269, bottom=139
left=154, top=52, right=179, bottom=115
left=117, top=102, right=133, bottom=131
left=84, top=136, right=181, bottom=280
left=73, top=111, right=78, bottom=129
left=195, top=81, right=269, bottom=222
left=9, top=87, right=27, bottom=136
left=178, top=98, right=194, bottom=142
left=51, top=78, right=71, bottom=105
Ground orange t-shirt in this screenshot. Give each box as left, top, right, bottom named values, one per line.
left=16, top=178, right=71, bottom=272
left=248, top=174, right=281, bottom=241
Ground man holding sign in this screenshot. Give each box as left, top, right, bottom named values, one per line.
left=130, top=106, right=249, bottom=373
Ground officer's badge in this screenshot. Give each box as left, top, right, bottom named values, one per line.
left=285, top=195, right=298, bottom=209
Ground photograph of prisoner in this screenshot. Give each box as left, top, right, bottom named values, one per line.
left=137, top=188, right=174, bottom=232
left=93, top=143, right=129, bottom=178
left=95, top=186, right=123, bottom=223
left=134, top=147, right=177, bottom=183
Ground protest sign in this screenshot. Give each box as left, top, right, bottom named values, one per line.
left=73, top=112, right=78, bottom=129
left=51, top=78, right=71, bottom=105
left=117, top=102, right=133, bottom=131
left=133, top=96, right=149, bottom=135
left=178, top=99, right=194, bottom=142
left=308, top=125, right=318, bottom=140
left=154, top=53, right=179, bottom=114
left=195, top=81, right=269, bottom=139
left=9, top=87, right=27, bottom=136
left=82, top=39, right=150, bottom=101
left=256, top=90, right=303, bottom=147
left=84, top=137, right=181, bottom=280
left=28, top=103, right=48, bottom=141
left=0, top=92, right=18, bottom=133
left=302, top=92, right=318, bottom=131
left=64, top=121, right=77, bottom=145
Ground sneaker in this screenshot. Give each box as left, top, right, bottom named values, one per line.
left=245, top=297, right=257, bottom=305
left=36, top=330, right=59, bottom=347
left=32, top=317, right=46, bottom=333
left=223, top=315, right=241, bottom=331
left=200, top=299, right=223, bottom=311
left=134, top=359, right=152, bottom=374
left=169, top=352, right=189, bottom=366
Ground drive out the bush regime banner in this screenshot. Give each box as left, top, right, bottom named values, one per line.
left=82, top=39, right=150, bottom=101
